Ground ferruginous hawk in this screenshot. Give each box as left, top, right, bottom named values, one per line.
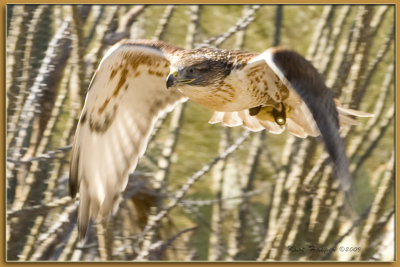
left=69, top=39, right=371, bottom=239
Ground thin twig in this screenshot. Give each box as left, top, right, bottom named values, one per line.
left=353, top=26, right=394, bottom=108
left=152, top=5, right=175, bottom=41
left=104, top=5, right=146, bottom=45
left=348, top=62, right=394, bottom=159
left=351, top=104, right=394, bottom=174
left=180, top=189, right=263, bottom=207
left=138, top=226, right=198, bottom=260
left=7, top=196, right=74, bottom=218
left=197, top=5, right=260, bottom=48
left=6, top=145, right=72, bottom=164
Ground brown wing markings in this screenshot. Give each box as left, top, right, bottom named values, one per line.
left=110, top=67, right=118, bottom=80
left=95, top=50, right=171, bottom=133
left=98, top=98, right=111, bottom=115
left=124, top=52, right=170, bottom=73
left=247, top=65, right=264, bottom=78
left=272, top=73, right=290, bottom=101
left=279, top=83, right=290, bottom=100
left=90, top=105, right=118, bottom=134
left=147, top=69, right=166, bottom=77
left=218, top=83, right=235, bottom=100
left=98, top=68, right=128, bottom=115
left=214, top=92, right=232, bottom=104
left=112, top=68, right=129, bottom=97
left=274, top=92, right=281, bottom=101
left=158, top=71, right=168, bottom=77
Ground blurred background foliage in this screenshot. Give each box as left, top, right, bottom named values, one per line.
left=6, top=4, right=395, bottom=261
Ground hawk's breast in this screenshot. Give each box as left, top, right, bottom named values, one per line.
left=208, top=63, right=292, bottom=112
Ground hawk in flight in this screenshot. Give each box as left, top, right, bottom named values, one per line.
left=69, top=39, right=371, bottom=239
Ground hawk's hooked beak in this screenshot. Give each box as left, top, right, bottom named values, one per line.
left=166, top=70, right=178, bottom=89
left=166, top=69, right=195, bottom=89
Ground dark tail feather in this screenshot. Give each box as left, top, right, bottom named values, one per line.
left=271, top=49, right=354, bottom=208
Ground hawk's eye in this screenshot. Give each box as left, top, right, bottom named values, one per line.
left=186, top=65, right=208, bottom=76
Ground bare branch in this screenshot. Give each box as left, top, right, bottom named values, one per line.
left=197, top=5, right=260, bottom=48
left=348, top=62, right=394, bottom=159
left=6, top=145, right=72, bottom=165
left=331, top=6, right=372, bottom=95
left=321, top=5, right=352, bottom=77
left=351, top=104, right=394, bottom=174
left=353, top=26, right=394, bottom=108
left=7, top=196, right=74, bottom=218
left=29, top=202, right=78, bottom=260
left=7, top=5, right=49, bottom=145
left=104, top=5, right=147, bottom=45
left=152, top=5, right=175, bottom=41
left=357, top=152, right=394, bottom=259
left=306, top=5, right=336, bottom=60
left=139, top=226, right=198, bottom=260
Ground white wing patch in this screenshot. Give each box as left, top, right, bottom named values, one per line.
left=70, top=43, right=184, bottom=238
left=208, top=110, right=284, bottom=134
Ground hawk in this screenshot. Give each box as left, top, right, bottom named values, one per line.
left=69, top=39, right=371, bottom=239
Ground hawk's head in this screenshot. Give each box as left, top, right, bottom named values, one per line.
left=165, top=49, right=244, bottom=111
left=166, top=48, right=258, bottom=111
left=166, top=54, right=232, bottom=89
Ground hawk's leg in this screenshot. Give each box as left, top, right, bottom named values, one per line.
left=249, top=106, right=262, bottom=116
left=272, top=102, right=286, bottom=125
left=252, top=103, right=287, bottom=126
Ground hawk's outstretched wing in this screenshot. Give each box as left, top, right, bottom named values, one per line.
left=265, top=48, right=352, bottom=192
left=209, top=47, right=371, bottom=194
left=69, top=41, right=185, bottom=239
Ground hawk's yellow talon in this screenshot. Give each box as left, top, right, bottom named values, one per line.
left=255, top=106, right=275, bottom=122
left=275, top=116, right=286, bottom=126
left=255, top=103, right=287, bottom=126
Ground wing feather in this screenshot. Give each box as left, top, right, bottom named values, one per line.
left=264, top=47, right=352, bottom=193
left=207, top=47, right=372, bottom=197
left=70, top=41, right=185, bottom=239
